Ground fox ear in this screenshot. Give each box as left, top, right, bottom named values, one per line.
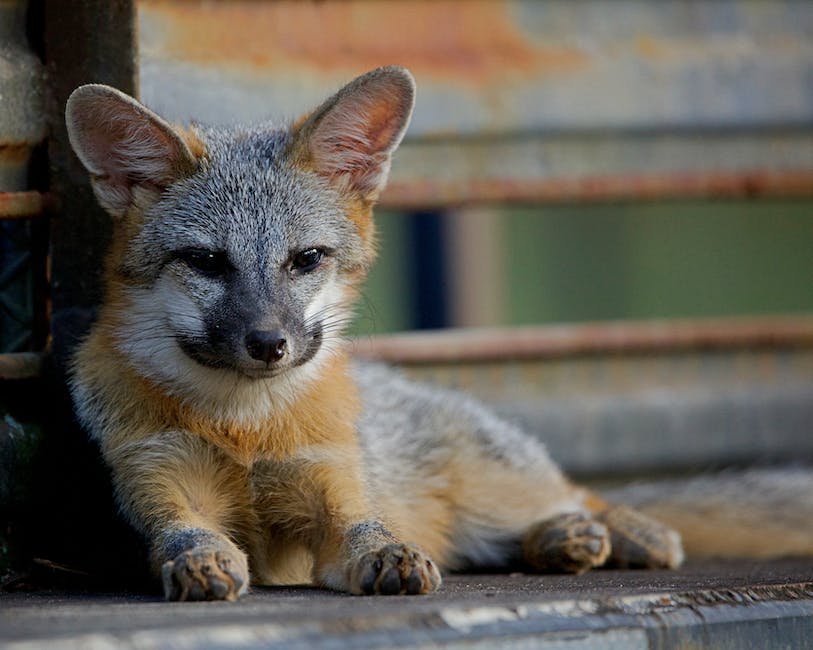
left=66, top=85, right=200, bottom=218
left=292, top=66, right=415, bottom=202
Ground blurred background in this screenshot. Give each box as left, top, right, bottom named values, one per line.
left=3, top=0, right=813, bottom=352
left=2, top=0, right=813, bottom=587
left=134, top=0, right=813, bottom=335
left=1, top=0, right=812, bottom=480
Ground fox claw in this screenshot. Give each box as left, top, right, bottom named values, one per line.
left=349, top=543, right=441, bottom=595
left=162, top=546, right=248, bottom=602
left=598, top=505, right=684, bottom=569
left=523, top=512, right=612, bottom=575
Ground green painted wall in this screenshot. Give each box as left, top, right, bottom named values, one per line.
left=354, top=201, right=813, bottom=334
left=351, top=211, right=413, bottom=336
left=503, top=200, right=813, bottom=324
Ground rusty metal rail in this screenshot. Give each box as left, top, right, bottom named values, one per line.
left=353, top=315, right=813, bottom=364
left=7, top=315, right=811, bottom=382
left=0, top=191, right=46, bottom=220
left=0, top=352, right=43, bottom=380
left=381, top=170, right=813, bottom=209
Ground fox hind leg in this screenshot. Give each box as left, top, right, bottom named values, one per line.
left=518, top=486, right=683, bottom=575
left=519, top=502, right=683, bottom=575
left=354, top=365, right=683, bottom=577
left=521, top=512, right=611, bottom=575
left=597, top=505, right=684, bottom=569
left=581, top=492, right=684, bottom=569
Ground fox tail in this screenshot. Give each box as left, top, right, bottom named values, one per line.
left=606, top=468, right=813, bottom=559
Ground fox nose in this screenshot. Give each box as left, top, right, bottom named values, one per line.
left=245, top=330, right=287, bottom=364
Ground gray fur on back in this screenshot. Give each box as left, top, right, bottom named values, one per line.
left=352, top=362, right=564, bottom=497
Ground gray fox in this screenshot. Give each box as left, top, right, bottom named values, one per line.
left=65, top=66, right=793, bottom=602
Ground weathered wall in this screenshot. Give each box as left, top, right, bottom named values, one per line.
left=137, top=0, right=813, bottom=205
left=134, top=2, right=813, bottom=334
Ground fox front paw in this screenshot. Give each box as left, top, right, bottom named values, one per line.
left=523, top=512, right=611, bottom=575
left=162, top=546, right=248, bottom=602
left=349, top=543, right=441, bottom=595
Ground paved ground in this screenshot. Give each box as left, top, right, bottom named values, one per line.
left=3, top=560, right=813, bottom=649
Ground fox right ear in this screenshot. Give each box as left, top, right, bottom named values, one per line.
left=66, top=85, right=200, bottom=218
left=291, top=66, right=415, bottom=203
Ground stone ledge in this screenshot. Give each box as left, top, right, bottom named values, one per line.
left=3, top=560, right=813, bottom=649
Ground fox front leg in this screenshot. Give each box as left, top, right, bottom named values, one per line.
left=158, top=527, right=249, bottom=602
left=106, top=433, right=252, bottom=601
left=255, top=454, right=441, bottom=595
left=339, top=521, right=442, bottom=595
left=159, top=530, right=248, bottom=602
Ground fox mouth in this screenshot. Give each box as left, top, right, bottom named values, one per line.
left=175, top=324, right=324, bottom=378
left=294, top=326, right=323, bottom=367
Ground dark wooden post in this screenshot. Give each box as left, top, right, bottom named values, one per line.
left=44, top=0, right=137, bottom=365
left=0, top=0, right=149, bottom=588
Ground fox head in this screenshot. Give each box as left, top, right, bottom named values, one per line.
left=66, top=67, right=414, bottom=405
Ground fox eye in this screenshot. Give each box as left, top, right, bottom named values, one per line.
left=291, top=248, right=324, bottom=273
left=175, top=249, right=232, bottom=278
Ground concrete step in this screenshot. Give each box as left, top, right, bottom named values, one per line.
left=3, top=560, right=813, bottom=649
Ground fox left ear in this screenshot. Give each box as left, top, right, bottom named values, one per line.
left=291, top=66, right=415, bottom=202
left=66, top=85, right=200, bottom=218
